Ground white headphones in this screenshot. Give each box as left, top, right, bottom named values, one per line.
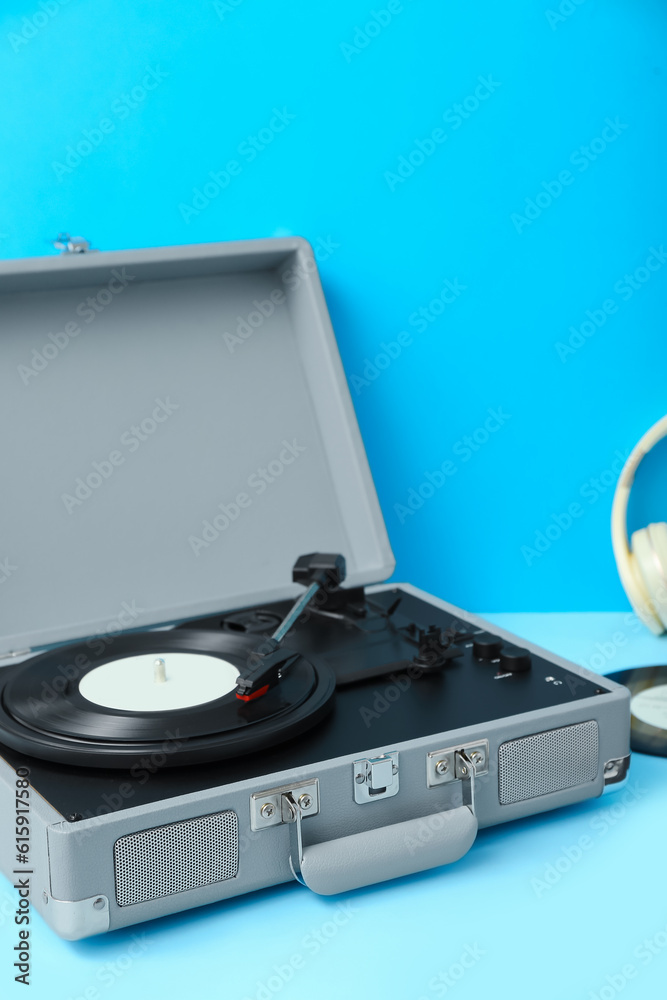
left=612, top=414, right=667, bottom=634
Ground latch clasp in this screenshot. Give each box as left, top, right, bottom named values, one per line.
left=353, top=751, right=399, bottom=804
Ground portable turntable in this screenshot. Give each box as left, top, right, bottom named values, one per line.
left=0, top=238, right=631, bottom=939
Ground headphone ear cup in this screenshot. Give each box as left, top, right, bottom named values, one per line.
left=630, top=523, right=667, bottom=633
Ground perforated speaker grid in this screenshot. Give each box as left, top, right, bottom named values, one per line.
left=114, top=810, right=238, bottom=907
left=498, top=721, right=599, bottom=804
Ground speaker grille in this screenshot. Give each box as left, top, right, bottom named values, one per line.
left=114, top=810, right=238, bottom=907
left=498, top=721, right=599, bottom=805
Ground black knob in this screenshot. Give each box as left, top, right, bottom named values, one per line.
left=472, top=632, right=503, bottom=660
left=499, top=645, right=531, bottom=672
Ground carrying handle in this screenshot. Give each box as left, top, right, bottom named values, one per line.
left=282, top=750, right=478, bottom=895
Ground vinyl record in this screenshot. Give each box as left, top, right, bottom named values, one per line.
left=0, top=630, right=336, bottom=768
left=607, top=664, right=667, bottom=757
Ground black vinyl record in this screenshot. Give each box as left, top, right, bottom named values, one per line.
left=0, top=630, right=336, bottom=768
left=607, top=665, right=667, bottom=757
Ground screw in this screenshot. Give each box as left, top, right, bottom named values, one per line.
left=298, top=793, right=313, bottom=810
left=355, top=773, right=365, bottom=783
left=469, top=751, right=483, bottom=766
left=604, top=761, right=616, bottom=772
left=459, top=764, right=468, bottom=776
left=93, top=898, right=105, bottom=911
left=260, top=803, right=275, bottom=819
left=435, top=759, right=449, bottom=775
left=392, top=763, right=398, bottom=775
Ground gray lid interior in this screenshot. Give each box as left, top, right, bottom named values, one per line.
left=0, top=239, right=394, bottom=656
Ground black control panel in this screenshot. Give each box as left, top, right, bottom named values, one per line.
left=0, top=587, right=610, bottom=818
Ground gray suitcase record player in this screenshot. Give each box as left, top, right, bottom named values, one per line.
left=0, top=238, right=630, bottom=940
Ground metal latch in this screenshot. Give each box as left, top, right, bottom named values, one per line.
left=282, top=790, right=308, bottom=885
left=250, top=779, right=319, bottom=831
left=353, top=751, right=399, bottom=804
left=425, top=747, right=479, bottom=815
left=454, top=749, right=476, bottom=814
left=426, top=740, right=488, bottom=788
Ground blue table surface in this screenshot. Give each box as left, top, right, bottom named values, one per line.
left=1, top=613, right=666, bottom=1000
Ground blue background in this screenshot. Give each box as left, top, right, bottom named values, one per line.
left=1, top=0, right=667, bottom=614
left=2, top=5, right=667, bottom=995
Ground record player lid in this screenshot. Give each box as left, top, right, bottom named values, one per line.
left=0, top=238, right=394, bottom=656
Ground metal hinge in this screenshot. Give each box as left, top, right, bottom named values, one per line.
left=603, top=755, right=630, bottom=786
left=51, top=233, right=97, bottom=254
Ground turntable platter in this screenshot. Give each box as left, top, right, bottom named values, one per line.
left=0, top=630, right=335, bottom=768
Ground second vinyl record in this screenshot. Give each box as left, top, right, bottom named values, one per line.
left=607, top=664, right=667, bottom=757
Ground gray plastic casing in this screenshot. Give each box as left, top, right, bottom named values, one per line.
left=0, top=587, right=631, bottom=939
left=0, top=238, right=631, bottom=938
left=0, top=238, right=393, bottom=657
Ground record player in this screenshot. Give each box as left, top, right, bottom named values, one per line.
left=0, top=238, right=631, bottom=940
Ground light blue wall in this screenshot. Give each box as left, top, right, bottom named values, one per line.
left=2, top=0, right=666, bottom=611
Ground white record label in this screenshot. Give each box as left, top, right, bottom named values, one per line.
left=79, top=652, right=239, bottom=712
left=631, top=684, right=667, bottom=731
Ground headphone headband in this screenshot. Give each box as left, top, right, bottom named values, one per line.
left=611, top=414, right=667, bottom=632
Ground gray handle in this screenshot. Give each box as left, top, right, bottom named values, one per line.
left=293, top=806, right=477, bottom=895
